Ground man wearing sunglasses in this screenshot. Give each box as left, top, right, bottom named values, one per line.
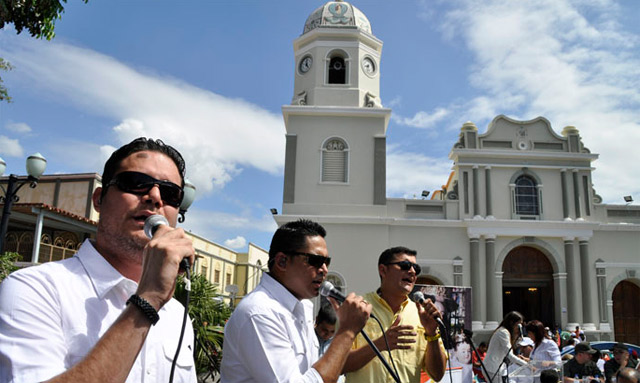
left=343, top=246, right=447, bottom=383
left=221, top=219, right=372, bottom=383
left=0, top=138, right=197, bottom=382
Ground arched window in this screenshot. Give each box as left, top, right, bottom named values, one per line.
left=322, top=138, right=349, bottom=183
left=328, top=55, right=346, bottom=84
left=513, top=175, right=541, bottom=217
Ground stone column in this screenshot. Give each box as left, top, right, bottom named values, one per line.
left=470, top=236, right=483, bottom=329
left=485, top=235, right=499, bottom=327
left=554, top=272, right=568, bottom=329
left=596, top=262, right=610, bottom=331
left=564, top=238, right=583, bottom=327
left=579, top=238, right=595, bottom=329
left=473, top=166, right=480, bottom=218
left=573, top=169, right=583, bottom=220
left=561, top=169, right=570, bottom=220
left=485, top=167, right=493, bottom=219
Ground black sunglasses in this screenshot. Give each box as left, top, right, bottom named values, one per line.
left=385, top=260, right=421, bottom=275
left=288, top=252, right=332, bottom=268
left=107, top=171, right=184, bottom=208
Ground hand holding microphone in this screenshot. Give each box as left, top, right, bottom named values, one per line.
left=144, top=215, right=191, bottom=271
left=411, top=291, right=447, bottom=333
left=136, top=215, right=195, bottom=310
left=320, top=281, right=371, bottom=333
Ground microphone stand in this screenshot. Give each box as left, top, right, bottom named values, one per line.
left=360, top=329, right=401, bottom=383
left=490, top=342, right=516, bottom=383
left=463, top=329, right=493, bottom=383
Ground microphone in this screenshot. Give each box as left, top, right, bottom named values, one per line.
left=143, top=215, right=190, bottom=270
left=518, top=323, right=525, bottom=339
left=319, top=281, right=346, bottom=302
left=319, top=281, right=377, bottom=320
left=410, top=291, right=447, bottom=330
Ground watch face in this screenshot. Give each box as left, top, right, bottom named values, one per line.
left=362, top=57, right=376, bottom=75
left=299, top=56, right=312, bottom=73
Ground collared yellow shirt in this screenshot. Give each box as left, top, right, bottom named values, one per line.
left=345, top=291, right=446, bottom=383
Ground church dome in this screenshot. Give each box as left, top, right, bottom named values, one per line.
left=303, top=1, right=372, bottom=35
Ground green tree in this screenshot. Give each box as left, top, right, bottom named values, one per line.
left=0, top=0, right=89, bottom=102
left=0, top=58, right=13, bottom=102
left=0, top=0, right=89, bottom=40
left=174, top=273, right=232, bottom=382
left=0, top=251, right=20, bottom=282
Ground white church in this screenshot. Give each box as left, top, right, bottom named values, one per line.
left=273, top=0, right=639, bottom=343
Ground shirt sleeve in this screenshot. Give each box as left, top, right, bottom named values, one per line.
left=0, top=271, right=67, bottom=383
left=236, top=312, right=323, bottom=383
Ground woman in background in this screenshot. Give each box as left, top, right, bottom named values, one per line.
left=525, top=320, right=562, bottom=368
left=484, top=311, right=529, bottom=383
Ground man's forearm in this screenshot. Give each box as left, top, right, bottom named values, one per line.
left=45, top=306, right=151, bottom=383
left=423, top=339, right=446, bottom=382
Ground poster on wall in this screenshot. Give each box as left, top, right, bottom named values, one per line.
left=413, top=285, right=473, bottom=383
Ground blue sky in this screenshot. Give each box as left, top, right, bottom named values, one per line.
left=1, top=0, right=639, bottom=251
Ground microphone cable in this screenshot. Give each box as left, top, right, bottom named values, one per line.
left=169, top=259, right=192, bottom=383
left=369, top=314, right=401, bottom=382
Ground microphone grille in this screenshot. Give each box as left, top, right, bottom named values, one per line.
left=319, top=281, right=334, bottom=298
left=144, top=214, right=169, bottom=239
left=410, top=291, right=424, bottom=303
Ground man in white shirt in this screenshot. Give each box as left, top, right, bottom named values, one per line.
left=221, top=219, right=371, bottom=383
left=0, top=138, right=197, bottom=382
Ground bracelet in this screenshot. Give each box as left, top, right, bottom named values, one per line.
left=425, top=330, right=441, bottom=342
left=126, top=295, right=160, bottom=325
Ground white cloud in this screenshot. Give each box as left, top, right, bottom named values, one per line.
left=392, top=107, right=450, bottom=129
left=0, top=35, right=286, bottom=194
left=0, top=136, right=23, bottom=157
left=5, top=122, right=32, bottom=134
left=387, top=148, right=453, bottom=198
left=418, top=0, right=640, bottom=203
left=224, top=236, right=247, bottom=249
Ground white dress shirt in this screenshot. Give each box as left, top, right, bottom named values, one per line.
left=530, top=338, right=561, bottom=365
left=220, top=273, right=322, bottom=383
left=0, top=239, right=196, bottom=383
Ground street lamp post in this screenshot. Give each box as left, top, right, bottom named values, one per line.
left=178, top=178, right=196, bottom=223
left=0, top=153, right=47, bottom=254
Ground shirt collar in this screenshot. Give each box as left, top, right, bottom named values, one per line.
left=75, top=239, right=137, bottom=299
left=261, top=273, right=308, bottom=315
left=373, top=288, right=410, bottom=313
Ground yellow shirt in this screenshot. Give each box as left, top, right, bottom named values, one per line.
left=345, top=291, right=446, bottom=383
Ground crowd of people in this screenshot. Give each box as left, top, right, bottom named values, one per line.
left=464, top=313, right=639, bottom=383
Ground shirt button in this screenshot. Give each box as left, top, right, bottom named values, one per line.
left=147, top=369, right=151, bottom=375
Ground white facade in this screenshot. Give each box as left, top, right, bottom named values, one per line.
left=275, top=1, right=640, bottom=341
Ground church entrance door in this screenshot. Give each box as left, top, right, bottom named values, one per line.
left=502, top=246, right=555, bottom=327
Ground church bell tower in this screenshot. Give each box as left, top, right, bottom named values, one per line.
left=281, top=0, right=391, bottom=217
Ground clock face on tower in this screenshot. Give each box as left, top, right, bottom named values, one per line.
left=299, top=56, right=313, bottom=74
left=361, top=57, right=376, bottom=76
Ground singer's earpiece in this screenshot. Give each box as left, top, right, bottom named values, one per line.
left=278, top=258, right=287, bottom=268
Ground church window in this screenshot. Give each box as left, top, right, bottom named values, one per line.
left=513, top=175, right=541, bottom=218
left=328, top=55, right=347, bottom=84
left=322, top=138, right=349, bottom=183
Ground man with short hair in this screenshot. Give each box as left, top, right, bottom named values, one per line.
left=0, top=138, right=197, bottom=382
left=605, top=343, right=638, bottom=383
left=316, top=303, right=338, bottom=357
left=221, top=219, right=371, bottom=383
left=616, top=367, right=640, bottom=383
left=540, top=369, right=560, bottom=383
left=563, top=343, right=604, bottom=383
left=343, top=246, right=447, bottom=383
